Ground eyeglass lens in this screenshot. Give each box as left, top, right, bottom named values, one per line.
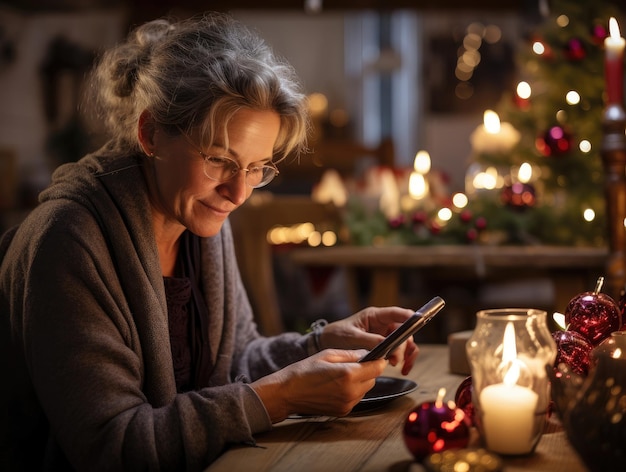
left=203, top=157, right=276, bottom=188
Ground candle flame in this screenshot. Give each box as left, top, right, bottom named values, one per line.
left=503, top=361, right=521, bottom=386
left=518, top=162, right=532, bottom=183
left=483, top=110, right=501, bottom=134
left=435, top=387, right=446, bottom=408
left=409, top=172, right=428, bottom=199
left=501, top=321, right=524, bottom=387
left=609, top=17, right=621, bottom=40
left=502, top=321, right=517, bottom=364
left=413, top=150, right=431, bottom=174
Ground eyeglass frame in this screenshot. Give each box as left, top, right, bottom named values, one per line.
left=175, top=126, right=280, bottom=188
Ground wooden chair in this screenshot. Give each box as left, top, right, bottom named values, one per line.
left=229, top=192, right=342, bottom=335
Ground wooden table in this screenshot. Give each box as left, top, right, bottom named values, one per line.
left=206, top=345, right=587, bottom=472
left=289, top=245, right=608, bottom=314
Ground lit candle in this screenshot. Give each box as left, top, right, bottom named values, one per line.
left=470, top=110, right=521, bottom=154
left=604, top=17, right=625, bottom=105
left=379, top=168, right=401, bottom=219
left=478, top=322, right=539, bottom=455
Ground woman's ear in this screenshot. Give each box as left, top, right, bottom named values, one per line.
left=138, top=110, right=157, bottom=156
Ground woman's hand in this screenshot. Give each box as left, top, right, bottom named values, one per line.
left=317, top=306, right=420, bottom=375
left=251, top=349, right=386, bottom=423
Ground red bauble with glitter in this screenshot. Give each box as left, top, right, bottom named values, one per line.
left=403, top=395, right=470, bottom=462
left=536, top=126, right=572, bottom=157
left=500, top=182, right=536, bottom=211
left=453, top=377, right=475, bottom=426
left=552, top=330, right=593, bottom=376
left=564, top=277, right=622, bottom=346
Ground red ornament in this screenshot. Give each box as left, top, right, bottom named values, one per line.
left=500, top=182, right=536, bottom=211
left=590, top=24, right=608, bottom=45
left=474, top=216, right=487, bottom=230
left=564, top=277, right=622, bottom=346
left=453, top=377, right=475, bottom=426
left=564, top=37, right=586, bottom=61
left=403, top=391, right=470, bottom=462
left=552, top=330, right=593, bottom=376
left=536, top=126, right=572, bottom=157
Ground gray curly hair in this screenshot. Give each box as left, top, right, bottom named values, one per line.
left=89, top=13, right=309, bottom=161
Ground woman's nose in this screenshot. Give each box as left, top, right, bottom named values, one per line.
left=220, top=170, right=249, bottom=205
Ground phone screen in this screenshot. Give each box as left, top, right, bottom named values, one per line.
left=358, top=296, right=445, bottom=362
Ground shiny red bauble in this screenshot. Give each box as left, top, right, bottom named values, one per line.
left=552, top=330, right=593, bottom=376
left=564, top=277, right=621, bottom=346
left=403, top=399, right=470, bottom=462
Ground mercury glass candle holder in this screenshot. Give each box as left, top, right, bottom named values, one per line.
left=466, top=308, right=557, bottom=456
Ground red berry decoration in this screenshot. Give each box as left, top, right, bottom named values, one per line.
left=454, top=377, right=475, bottom=426
left=459, top=209, right=473, bottom=224
left=564, top=277, right=622, bottom=346
left=551, top=330, right=593, bottom=376
left=403, top=388, right=470, bottom=462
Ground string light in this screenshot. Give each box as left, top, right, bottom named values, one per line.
left=517, top=81, right=532, bottom=99
left=565, top=90, right=580, bottom=105
left=452, top=193, right=469, bottom=209
left=579, top=140, right=592, bottom=153
left=532, top=41, right=546, bottom=55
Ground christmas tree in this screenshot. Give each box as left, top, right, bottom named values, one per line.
left=341, top=0, right=624, bottom=248
left=465, top=0, right=625, bottom=247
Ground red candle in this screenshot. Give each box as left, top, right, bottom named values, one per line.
left=604, top=17, right=625, bottom=105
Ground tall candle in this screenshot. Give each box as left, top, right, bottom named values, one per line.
left=604, top=17, right=625, bottom=105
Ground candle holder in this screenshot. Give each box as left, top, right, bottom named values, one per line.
left=601, top=102, right=626, bottom=300
left=466, top=308, right=557, bottom=456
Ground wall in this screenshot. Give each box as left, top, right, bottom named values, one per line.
left=0, top=6, right=126, bottom=198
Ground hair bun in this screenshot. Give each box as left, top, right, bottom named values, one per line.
left=112, top=19, right=175, bottom=97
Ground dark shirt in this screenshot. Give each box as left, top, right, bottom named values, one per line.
left=163, top=231, right=211, bottom=392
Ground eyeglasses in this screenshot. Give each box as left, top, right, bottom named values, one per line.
left=199, top=152, right=279, bottom=188
left=177, top=128, right=279, bottom=188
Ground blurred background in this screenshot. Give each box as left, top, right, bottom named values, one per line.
left=0, top=0, right=623, bottom=341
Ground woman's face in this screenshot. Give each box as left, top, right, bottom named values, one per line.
left=148, top=108, right=281, bottom=237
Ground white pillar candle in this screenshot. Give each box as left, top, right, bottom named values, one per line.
left=479, top=380, right=538, bottom=455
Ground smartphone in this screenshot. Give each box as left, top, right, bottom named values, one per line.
left=358, top=296, right=445, bottom=362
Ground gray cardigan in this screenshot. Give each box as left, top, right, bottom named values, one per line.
left=0, top=143, right=316, bottom=471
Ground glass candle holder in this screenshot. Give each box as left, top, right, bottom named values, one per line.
left=466, top=308, right=557, bottom=456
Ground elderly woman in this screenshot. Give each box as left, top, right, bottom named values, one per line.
left=0, top=13, right=418, bottom=471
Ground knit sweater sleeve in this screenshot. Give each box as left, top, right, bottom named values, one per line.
left=2, top=200, right=273, bottom=471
